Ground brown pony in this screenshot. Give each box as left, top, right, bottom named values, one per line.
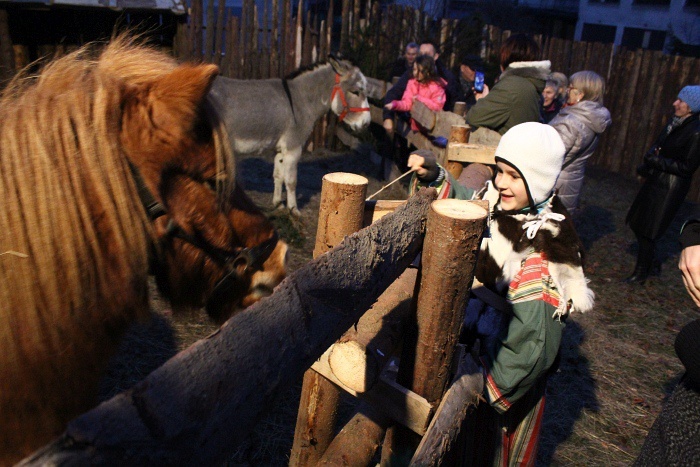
left=0, top=37, right=287, bottom=464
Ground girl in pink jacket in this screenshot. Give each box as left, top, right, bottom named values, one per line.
left=384, top=55, right=446, bottom=131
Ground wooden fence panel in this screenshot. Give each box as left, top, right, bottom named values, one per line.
left=160, top=9, right=700, bottom=197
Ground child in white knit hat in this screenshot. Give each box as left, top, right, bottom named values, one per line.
left=408, top=122, right=594, bottom=465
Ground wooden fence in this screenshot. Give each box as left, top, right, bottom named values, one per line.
left=1, top=3, right=699, bottom=199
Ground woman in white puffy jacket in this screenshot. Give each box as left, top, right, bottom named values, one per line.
left=549, top=71, right=612, bottom=216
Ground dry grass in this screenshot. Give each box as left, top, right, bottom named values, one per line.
left=101, top=149, right=698, bottom=466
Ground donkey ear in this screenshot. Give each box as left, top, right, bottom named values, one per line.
left=328, top=55, right=349, bottom=75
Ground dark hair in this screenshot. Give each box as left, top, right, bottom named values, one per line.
left=414, top=55, right=440, bottom=84
left=499, top=34, right=540, bottom=69
left=419, top=40, right=440, bottom=55
left=460, top=54, right=483, bottom=70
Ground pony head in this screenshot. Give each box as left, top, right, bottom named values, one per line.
left=328, top=56, right=371, bottom=131
left=0, top=37, right=286, bottom=461
left=104, top=40, right=288, bottom=324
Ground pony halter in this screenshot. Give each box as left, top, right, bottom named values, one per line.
left=127, top=161, right=278, bottom=308
left=330, top=73, right=370, bottom=123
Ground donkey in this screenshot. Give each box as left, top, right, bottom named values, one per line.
left=210, top=57, right=371, bottom=216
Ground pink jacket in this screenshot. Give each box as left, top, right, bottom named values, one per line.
left=389, top=78, right=447, bottom=130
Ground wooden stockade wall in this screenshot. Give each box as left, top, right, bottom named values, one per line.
left=169, top=3, right=700, bottom=200
left=1, top=3, right=699, bottom=198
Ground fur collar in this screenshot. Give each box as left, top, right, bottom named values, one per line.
left=499, top=60, right=551, bottom=83
left=475, top=190, right=594, bottom=316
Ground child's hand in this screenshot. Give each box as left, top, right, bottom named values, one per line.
left=408, top=150, right=440, bottom=183
left=384, top=102, right=395, bottom=110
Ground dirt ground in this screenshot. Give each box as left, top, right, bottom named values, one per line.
left=102, top=143, right=699, bottom=466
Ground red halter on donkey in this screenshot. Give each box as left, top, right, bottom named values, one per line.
left=0, top=36, right=287, bottom=464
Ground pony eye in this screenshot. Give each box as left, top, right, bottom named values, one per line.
left=205, top=179, right=218, bottom=191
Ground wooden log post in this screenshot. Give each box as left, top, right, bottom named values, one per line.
left=445, top=124, right=469, bottom=180
left=290, top=173, right=368, bottom=467
left=452, top=101, right=467, bottom=118
left=325, top=268, right=414, bottom=394
left=409, top=353, right=484, bottom=466
left=21, top=189, right=438, bottom=466
left=385, top=199, right=488, bottom=462
left=318, top=403, right=390, bottom=466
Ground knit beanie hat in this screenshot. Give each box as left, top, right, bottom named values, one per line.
left=494, top=122, right=565, bottom=208
left=678, top=85, right=700, bottom=113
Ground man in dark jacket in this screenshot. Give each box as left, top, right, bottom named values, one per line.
left=457, top=54, right=489, bottom=111
left=381, top=41, right=459, bottom=134
left=633, top=219, right=700, bottom=465
left=386, top=42, right=418, bottom=82
left=626, top=85, right=700, bottom=284
left=465, top=34, right=550, bottom=136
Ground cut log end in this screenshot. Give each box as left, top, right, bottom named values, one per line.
left=432, top=199, right=488, bottom=220
left=328, top=341, right=380, bottom=394
left=323, top=172, right=368, bottom=185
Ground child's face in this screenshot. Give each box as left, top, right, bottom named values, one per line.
left=413, top=63, right=425, bottom=82
left=495, top=161, right=529, bottom=211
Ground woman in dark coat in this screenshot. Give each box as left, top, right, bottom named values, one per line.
left=626, top=85, right=700, bottom=284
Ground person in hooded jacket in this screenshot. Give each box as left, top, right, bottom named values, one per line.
left=634, top=219, right=700, bottom=465
left=625, top=85, right=700, bottom=284
left=465, top=34, right=550, bottom=136
left=407, top=123, right=594, bottom=466
left=549, top=71, right=612, bottom=216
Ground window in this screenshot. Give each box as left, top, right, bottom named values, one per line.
left=633, top=0, right=671, bottom=5
left=621, top=27, right=667, bottom=50
left=580, top=23, right=617, bottom=43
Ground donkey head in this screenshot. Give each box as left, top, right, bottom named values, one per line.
left=119, top=63, right=287, bottom=324
left=328, top=56, right=371, bottom=131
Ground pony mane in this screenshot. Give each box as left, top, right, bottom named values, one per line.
left=0, top=36, right=235, bottom=371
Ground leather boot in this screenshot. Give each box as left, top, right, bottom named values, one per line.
left=625, top=242, right=654, bottom=284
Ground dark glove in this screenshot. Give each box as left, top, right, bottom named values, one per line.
left=412, top=149, right=440, bottom=183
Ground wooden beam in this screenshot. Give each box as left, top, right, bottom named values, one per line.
left=312, top=354, right=433, bottom=436
left=335, top=126, right=362, bottom=150
left=291, top=172, right=368, bottom=466
left=317, top=403, right=389, bottom=466
left=325, top=269, right=416, bottom=394
left=409, top=354, right=484, bottom=466
left=446, top=143, right=497, bottom=164
left=410, top=101, right=436, bottom=131
left=370, top=104, right=385, bottom=126
left=21, top=189, right=439, bottom=466
left=364, top=200, right=407, bottom=226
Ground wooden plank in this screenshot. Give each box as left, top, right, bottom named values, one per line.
left=447, top=143, right=496, bottom=164
left=411, top=100, right=436, bottom=131
left=364, top=200, right=407, bottom=225
left=335, top=126, right=362, bottom=150
left=370, top=104, right=384, bottom=125
left=311, top=356, right=434, bottom=436
left=396, top=120, right=446, bottom=160
left=432, top=111, right=466, bottom=139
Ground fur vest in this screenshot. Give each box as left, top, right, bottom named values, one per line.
left=475, top=184, right=595, bottom=317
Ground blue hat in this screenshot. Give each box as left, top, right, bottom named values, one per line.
left=678, top=85, right=700, bottom=113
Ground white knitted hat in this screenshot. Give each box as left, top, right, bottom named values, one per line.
left=494, top=122, right=565, bottom=208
